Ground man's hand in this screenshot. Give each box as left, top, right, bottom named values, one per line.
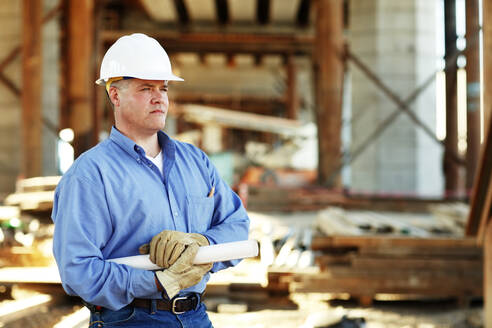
left=140, top=230, right=209, bottom=268
left=155, top=243, right=212, bottom=299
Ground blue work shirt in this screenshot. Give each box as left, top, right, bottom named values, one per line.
left=51, top=127, right=250, bottom=311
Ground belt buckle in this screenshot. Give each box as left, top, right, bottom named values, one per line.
left=171, top=296, right=188, bottom=314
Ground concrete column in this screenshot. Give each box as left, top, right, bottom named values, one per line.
left=349, top=0, right=443, bottom=197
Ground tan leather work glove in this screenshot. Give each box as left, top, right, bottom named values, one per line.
left=155, top=243, right=212, bottom=299
left=139, top=230, right=209, bottom=268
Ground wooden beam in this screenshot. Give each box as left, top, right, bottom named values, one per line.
left=257, top=0, right=270, bottom=25
left=0, top=3, right=61, bottom=75
left=215, top=0, right=229, bottom=25
left=22, top=0, right=42, bottom=178
left=311, top=235, right=479, bottom=251
left=173, top=0, right=189, bottom=24
left=0, top=72, right=20, bottom=96
left=172, top=93, right=285, bottom=115
left=465, top=0, right=481, bottom=192
left=485, top=221, right=492, bottom=327
left=296, top=0, right=311, bottom=27
left=101, top=30, right=314, bottom=56
left=314, top=0, right=344, bottom=187
left=485, top=0, right=492, bottom=128
left=467, top=109, right=492, bottom=238
left=444, top=0, right=461, bottom=197
left=175, top=104, right=302, bottom=136
left=285, top=55, right=299, bottom=120
left=65, top=0, right=95, bottom=158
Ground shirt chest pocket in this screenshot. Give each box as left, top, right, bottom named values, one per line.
left=186, top=194, right=214, bottom=233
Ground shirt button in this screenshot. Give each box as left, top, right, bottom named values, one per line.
left=174, top=211, right=178, bottom=217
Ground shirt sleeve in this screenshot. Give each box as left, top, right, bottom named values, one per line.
left=197, top=151, right=251, bottom=273
left=51, top=174, right=159, bottom=311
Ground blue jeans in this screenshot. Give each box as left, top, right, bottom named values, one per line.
left=88, top=301, right=213, bottom=328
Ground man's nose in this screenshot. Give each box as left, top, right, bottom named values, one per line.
left=151, top=89, right=165, bottom=103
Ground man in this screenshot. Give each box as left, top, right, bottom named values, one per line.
left=51, top=33, right=250, bottom=327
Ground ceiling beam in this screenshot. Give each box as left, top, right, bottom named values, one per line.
left=297, top=0, right=310, bottom=27
left=173, top=0, right=189, bottom=24
left=215, top=0, right=229, bottom=24
left=101, top=30, right=313, bottom=55
left=257, top=0, right=270, bottom=25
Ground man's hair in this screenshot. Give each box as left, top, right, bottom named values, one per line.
left=107, top=79, right=132, bottom=108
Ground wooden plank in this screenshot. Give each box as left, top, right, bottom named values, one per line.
left=177, top=104, right=303, bottom=136
left=4, top=191, right=55, bottom=211
left=314, top=0, right=344, bottom=187
left=311, top=235, right=479, bottom=250
left=0, top=294, right=52, bottom=325
left=357, top=246, right=481, bottom=259
left=0, top=267, right=61, bottom=284
left=15, top=176, right=61, bottom=193
left=267, top=269, right=482, bottom=296
left=289, top=273, right=482, bottom=296
left=22, top=0, right=42, bottom=178
left=52, top=307, right=90, bottom=328
left=345, top=257, right=482, bottom=272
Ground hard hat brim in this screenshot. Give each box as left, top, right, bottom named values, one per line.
left=95, top=74, right=184, bottom=86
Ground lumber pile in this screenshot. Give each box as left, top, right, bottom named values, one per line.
left=4, top=176, right=60, bottom=212
left=267, top=205, right=482, bottom=304
left=247, top=186, right=350, bottom=211
left=246, top=185, right=458, bottom=212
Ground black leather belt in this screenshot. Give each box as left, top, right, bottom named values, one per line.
left=131, top=294, right=201, bottom=314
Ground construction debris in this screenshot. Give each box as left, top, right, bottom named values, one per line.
left=263, top=205, right=481, bottom=305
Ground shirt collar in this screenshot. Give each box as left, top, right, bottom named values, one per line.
left=109, top=126, right=175, bottom=166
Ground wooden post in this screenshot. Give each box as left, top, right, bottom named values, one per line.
left=486, top=220, right=492, bottom=327
left=22, top=0, right=42, bottom=178
left=485, top=0, right=492, bottom=130
left=444, top=0, right=460, bottom=197
left=314, top=0, right=343, bottom=188
left=286, top=55, right=299, bottom=120
left=465, top=0, right=481, bottom=193
left=65, top=0, right=95, bottom=158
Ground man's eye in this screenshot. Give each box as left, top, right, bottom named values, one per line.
left=141, top=88, right=150, bottom=91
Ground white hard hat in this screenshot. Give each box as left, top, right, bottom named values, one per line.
left=95, top=33, right=183, bottom=86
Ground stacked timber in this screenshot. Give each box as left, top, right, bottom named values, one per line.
left=4, top=176, right=60, bottom=213
left=267, top=206, right=482, bottom=304
left=247, top=186, right=350, bottom=212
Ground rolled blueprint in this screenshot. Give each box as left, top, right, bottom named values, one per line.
left=108, top=239, right=259, bottom=270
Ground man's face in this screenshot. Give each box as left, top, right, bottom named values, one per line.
left=113, top=79, right=169, bottom=136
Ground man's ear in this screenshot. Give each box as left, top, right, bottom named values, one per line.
left=108, top=87, right=120, bottom=107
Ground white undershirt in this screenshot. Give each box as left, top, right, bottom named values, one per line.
left=146, top=150, right=163, bottom=176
